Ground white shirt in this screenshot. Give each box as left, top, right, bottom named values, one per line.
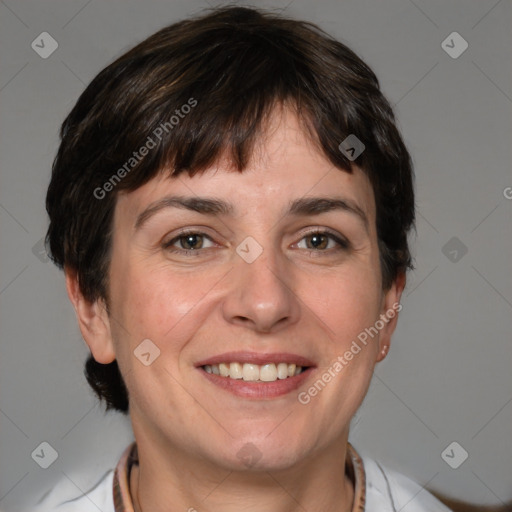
left=28, top=443, right=452, bottom=512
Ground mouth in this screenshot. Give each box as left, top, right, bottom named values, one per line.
left=202, top=362, right=307, bottom=382
left=196, top=352, right=315, bottom=399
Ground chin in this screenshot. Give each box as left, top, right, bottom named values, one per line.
left=206, top=436, right=308, bottom=473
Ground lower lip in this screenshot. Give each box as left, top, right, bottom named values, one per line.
left=199, top=367, right=315, bottom=399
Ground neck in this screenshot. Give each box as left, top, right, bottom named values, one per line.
left=129, top=436, right=355, bottom=512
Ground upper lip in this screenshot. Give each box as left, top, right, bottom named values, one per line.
left=195, top=351, right=315, bottom=367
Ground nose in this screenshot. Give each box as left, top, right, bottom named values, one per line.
left=222, top=246, right=301, bottom=333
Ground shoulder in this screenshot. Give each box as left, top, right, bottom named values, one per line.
left=28, top=470, right=114, bottom=512
left=27, top=451, right=452, bottom=512
left=362, top=455, right=452, bottom=512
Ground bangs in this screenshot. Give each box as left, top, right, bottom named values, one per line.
left=48, top=5, right=413, bottom=304
left=47, top=6, right=414, bottom=412
left=71, top=11, right=371, bottom=195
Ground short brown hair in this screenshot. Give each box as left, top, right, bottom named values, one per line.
left=46, top=6, right=415, bottom=413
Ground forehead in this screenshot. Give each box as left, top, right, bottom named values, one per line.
left=115, top=108, right=376, bottom=226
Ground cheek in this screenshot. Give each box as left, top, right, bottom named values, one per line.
left=107, top=266, right=212, bottom=406
left=109, top=262, right=220, bottom=353
left=305, top=266, right=383, bottom=346
left=303, top=273, right=382, bottom=417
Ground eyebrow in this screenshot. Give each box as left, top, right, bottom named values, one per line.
left=134, top=195, right=368, bottom=231
left=135, top=197, right=233, bottom=230
left=288, top=197, right=368, bottom=230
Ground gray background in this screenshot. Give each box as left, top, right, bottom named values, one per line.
left=1, top=0, right=511, bottom=510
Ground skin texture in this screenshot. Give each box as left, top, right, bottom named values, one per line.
left=66, top=108, right=405, bottom=512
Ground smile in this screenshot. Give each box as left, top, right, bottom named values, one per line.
left=196, top=351, right=315, bottom=398
left=202, top=362, right=306, bottom=382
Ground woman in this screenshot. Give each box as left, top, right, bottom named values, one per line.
left=34, top=6, right=452, bottom=511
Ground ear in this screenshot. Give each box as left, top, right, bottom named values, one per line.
left=65, top=267, right=116, bottom=364
left=376, top=271, right=406, bottom=363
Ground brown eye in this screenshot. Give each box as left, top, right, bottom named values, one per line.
left=177, top=233, right=204, bottom=250
left=297, top=231, right=349, bottom=251
left=163, top=232, right=215, bottom=252
left=305, top=233, right=329, bottom=250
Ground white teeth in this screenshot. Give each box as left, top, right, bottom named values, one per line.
left=242, top=363, right=259, bottom=381
left=277, top=362, right=288, bottom=379
left=203, top=362, right=305, bottom=382
left=229, top=362, right=243, bottom=379
left=260, top=363, right=277, bottom=382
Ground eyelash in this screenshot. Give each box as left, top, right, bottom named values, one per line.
left=162, top=229, right=350, bottom=256
left=162, top=230, right=216, bottom=257
left=297, top=230, right=350, bottom=254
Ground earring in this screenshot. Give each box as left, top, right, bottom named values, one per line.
left=380, top=345, right=389, bottom=358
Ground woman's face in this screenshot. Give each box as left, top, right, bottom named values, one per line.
left=94, top=109, right=403, bottom=471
